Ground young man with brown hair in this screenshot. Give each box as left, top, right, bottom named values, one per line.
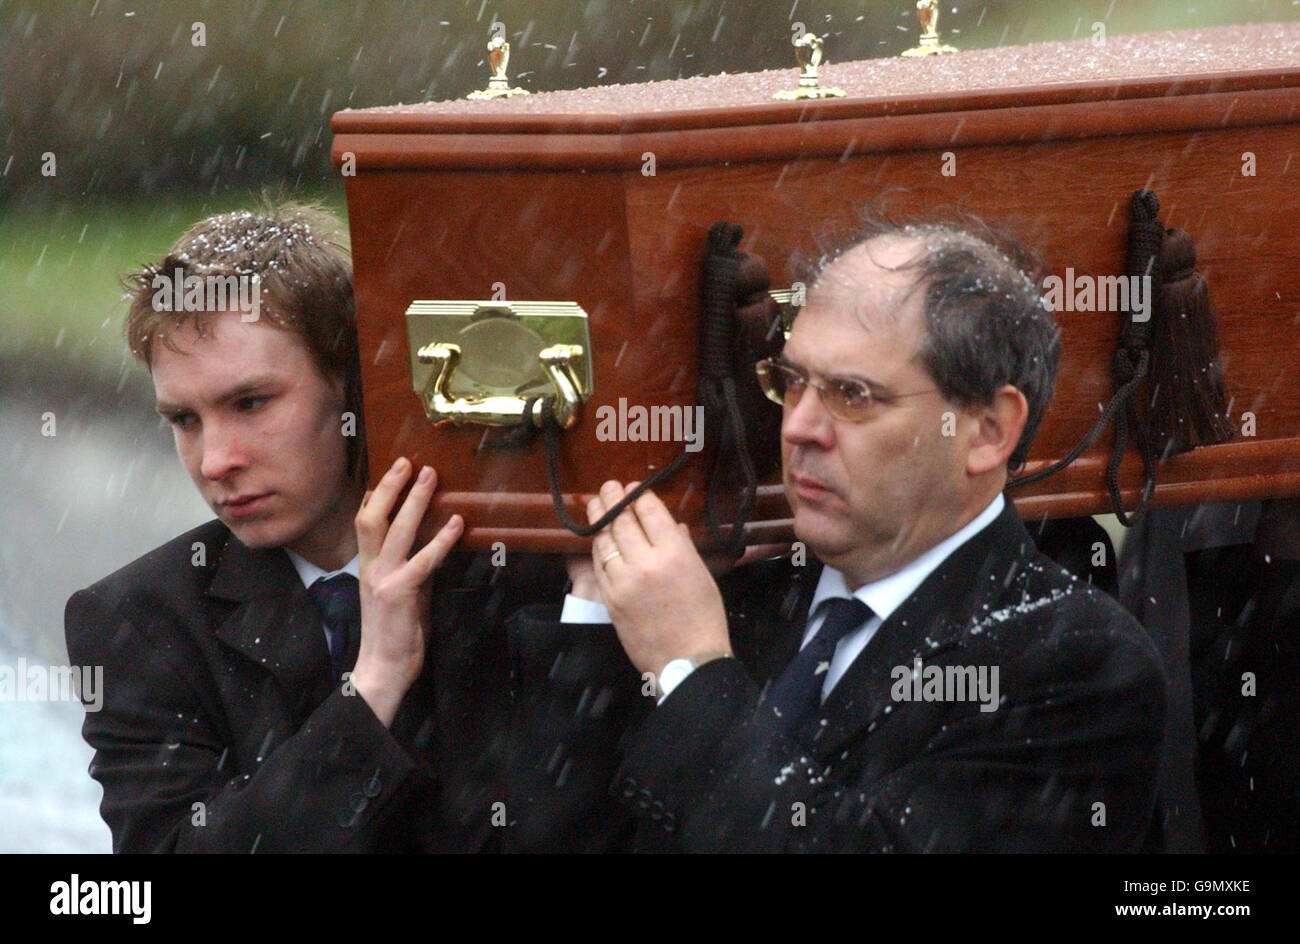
left=65, top=203, right=529, bottom=852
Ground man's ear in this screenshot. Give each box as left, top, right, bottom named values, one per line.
left=966, top=385, right=1029, bottom=477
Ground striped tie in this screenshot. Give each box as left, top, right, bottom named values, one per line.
left=767, top=597, right=871, bottom=737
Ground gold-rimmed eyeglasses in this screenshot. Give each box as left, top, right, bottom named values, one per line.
left=754, top=357, right=939, bottom=423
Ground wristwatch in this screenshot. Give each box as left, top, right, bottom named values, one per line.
left=656, top=651, right=733, bottom=701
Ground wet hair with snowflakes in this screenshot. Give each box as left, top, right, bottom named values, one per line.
left=122, top=202, right=366, bottom=483
left=804, top=207, right=1060, bottom=471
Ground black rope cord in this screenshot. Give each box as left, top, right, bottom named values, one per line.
left=701, top=374, right=759, bottom=555
left=478, top=221, right=766, bottom=544
left=1111, top=189, right=1163, bottom=525
left=540, top=401, right=691, bottom=537
left=1007, top=350, right=1148, bottom=489
left=475, top=392, right=692, bottom=536
left=1008, top=189, right=1163, bottom=525
left=698, top=222, right=760, bottom=555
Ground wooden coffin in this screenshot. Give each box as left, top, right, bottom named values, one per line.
left=332, top=23, right=1300, bottom=552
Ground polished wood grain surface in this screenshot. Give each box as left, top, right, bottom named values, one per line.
left=339, top=42, right=1300, bottom=551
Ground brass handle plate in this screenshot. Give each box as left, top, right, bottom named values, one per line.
left=768, top=288, right=801, bottom=340
left=405, top=300, right=593, bottom=428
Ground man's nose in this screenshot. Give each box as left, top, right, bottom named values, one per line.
left=198, top=422, right=249, bottom=481
left=781, top=385, right=836, bottom=450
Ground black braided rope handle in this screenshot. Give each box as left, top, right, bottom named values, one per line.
left=698, top=222, right=759, bottom=555
left=1112, top=190, right=1163, bottom=524
left=474, top=394, right=692, bottom=537
left=1009, top=190, right=1163, bottom=525
left=1007, top=349, right=1148, bottom=489
left=702, top=374, right=759, bottom=556
left=540, top=409, right=690, bottom=537
left=481, top=220, right=760, bottom=542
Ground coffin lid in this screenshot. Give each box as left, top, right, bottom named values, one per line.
left=332, top=23, right=1300, bottom=172
left=334, top=20, right=1300, bottom=546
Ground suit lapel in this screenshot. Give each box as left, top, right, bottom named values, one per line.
left=725, top=557, right=823, bottom=687
left=809, top=500, right=1031, bottom=758
left=207, top=532, right=334, bottom=707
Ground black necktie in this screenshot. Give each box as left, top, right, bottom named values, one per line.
left=307, top=574, right=361, bottom=683
left=767, top=597, right=872, bottom=737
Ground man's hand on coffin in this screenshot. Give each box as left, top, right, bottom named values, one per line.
left=566, top=537, right=777, bottom=607
left=352, top=457, right=464, bottom=726
left=587, top=480, right=730, bottom=678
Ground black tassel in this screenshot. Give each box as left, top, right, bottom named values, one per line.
left=1147, top=227, right=1234, bottom=454
left=727, top=252, right=784, bottom=481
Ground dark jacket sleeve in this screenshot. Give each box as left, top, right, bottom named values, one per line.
left=66, top=586, right=436, bottom=853
left=617, top=595, right=1167, bottom=853
left=502, top=604, right=651, bottom=852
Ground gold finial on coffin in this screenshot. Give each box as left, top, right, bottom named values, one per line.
left=774, top=32, right=845, bottom=100
left=468, top=33, right=530, bottom=99
left=902, top=0, right=958, bottom=56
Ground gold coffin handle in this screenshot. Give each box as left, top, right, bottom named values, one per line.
left=416, top=341, right=586, bottom=429
left=768, top=287, right=801, bottom=339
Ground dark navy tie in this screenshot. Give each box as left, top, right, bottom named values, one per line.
left=768, top=597, right=872, bottom=736
left=307, top=574, right=361, bottom=683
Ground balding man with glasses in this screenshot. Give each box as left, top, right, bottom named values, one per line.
left=504, top=215, right=1166, bottom=853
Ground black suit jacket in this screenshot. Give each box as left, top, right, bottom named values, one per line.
left=66, top=518, right=558, bottom=853
left=506, top=499, right=1167, bottom=852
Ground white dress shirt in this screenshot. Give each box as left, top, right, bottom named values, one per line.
left=799, top=492, right=1004, bottom=696
left=561, top=493, right=1005, bottom=701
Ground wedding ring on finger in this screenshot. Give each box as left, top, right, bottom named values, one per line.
left=600, top=549, right=622, bottom=570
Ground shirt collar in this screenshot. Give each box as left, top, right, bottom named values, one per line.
left=809, top=492, right=1005, bottom=621
left=285, top=549, right=361, bottom=589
